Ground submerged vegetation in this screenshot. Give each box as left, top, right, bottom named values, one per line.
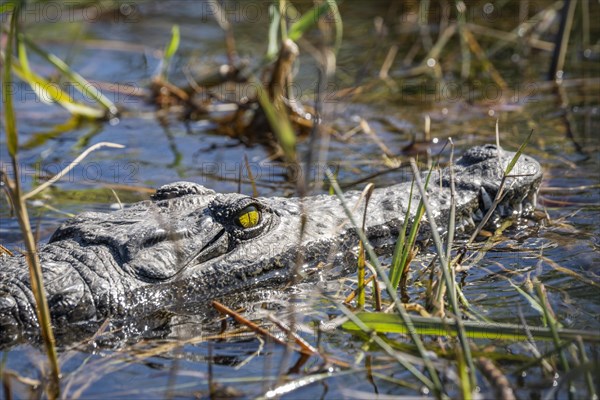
left=1, top=0, right=599, bottom=398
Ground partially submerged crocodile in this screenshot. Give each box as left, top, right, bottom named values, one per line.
left=0, top=144, right=542, bottom=343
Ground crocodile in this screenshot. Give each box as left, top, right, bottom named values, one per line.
left=0, top=144, right=542, bottom=344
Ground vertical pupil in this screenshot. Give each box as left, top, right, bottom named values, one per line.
left=237, top=205, right=259, bottom=228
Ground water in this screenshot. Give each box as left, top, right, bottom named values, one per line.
left=1, top=1, right=599, bottom=398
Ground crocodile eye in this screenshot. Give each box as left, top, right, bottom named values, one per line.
left=235, top=205, right=260, bottom=229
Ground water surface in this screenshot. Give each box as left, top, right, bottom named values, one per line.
left=1, top=1, right=599, bottom=398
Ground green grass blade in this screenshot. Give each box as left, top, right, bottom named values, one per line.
left=508, top=280, right=545, bottom=319
left=288, top=2, right=333, bottom=41
left=356, top=241, right=366, bottom=309
left=409, top=159, right=477, bottom=388
left=445, top=142, right=456, bottom=261
left=165, top=25, right=180, bottom=60
left=3, top=4, right=18, bottom=156
left=326, top=0, right=343, bottom=54
left=12, top=35, right=105, bottom=118
left=389, top=163, right=434, bottom=289
left=266, top=4, right=281, bottom=61
left=576, top=337, right=597, bottom=399
left=14, top=66, right=105, bottom=118
left=332, top=300, right=435, bottom=390
left=325, top=170, right=444, bottom=396
left=399, top=171, right=431, bottom=283
left=504, top=129, right=534, bottom=176
left=2, top=6, right=61, bottom=397
left=534, top=282, right=571, bottom=366
left=160, top=24, right=180, bottom=79
left=15, top=37, right=52, bottom=105
left=388, top=180, right=413, bottom=288
left=20, top=35, right=117, bottom=116
left=252, top=78, right=297, bottom=163
left=534, top=281, right=577, bottom=398
left=357, top=184, right=374, bottom=309
left=16, top=33, right=29, bottom=73
left=0, top=2, right=16, bottom=13
left=342, top=313, right=600, bottom=343
left=10, top=51, right=105, bottom=118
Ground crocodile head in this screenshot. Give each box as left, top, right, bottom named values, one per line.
left=45, top=144, right=542, bottom=312
left=430, top=143, right=542, bottom=230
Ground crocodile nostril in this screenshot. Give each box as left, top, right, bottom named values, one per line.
left=152, top=182, right=215, bottom=201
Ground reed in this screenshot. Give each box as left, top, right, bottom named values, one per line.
left=1, top=4, right=60, bottom=398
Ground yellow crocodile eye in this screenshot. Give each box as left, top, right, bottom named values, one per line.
left=236, top=205, right=260, bottom=228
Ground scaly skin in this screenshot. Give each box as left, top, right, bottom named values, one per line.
left=0, top=144, right=542, bottom=344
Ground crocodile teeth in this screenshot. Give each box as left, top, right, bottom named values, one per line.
left=458, top=217, right=467, bottom=231
left=473, top=209, right=484, bottom=222
left=514, top=202, right=522, bottom=215
left=467, top=215, right=475, bottom=227
left=498, top=203, right=507, bottom=216
left=533, top=192, right=538, bottom=207
left=480, top=187, right=493, bottom=211
left=507, top=205, right=515, bottom=216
